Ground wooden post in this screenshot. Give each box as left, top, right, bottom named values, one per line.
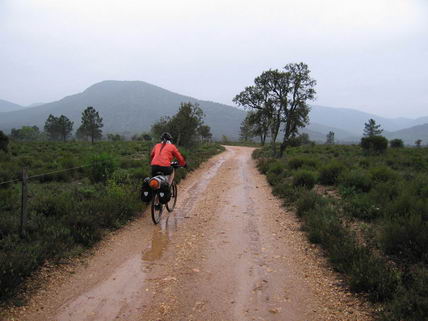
left=20, top=168, right=28, bottom=238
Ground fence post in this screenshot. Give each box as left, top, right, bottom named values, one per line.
left=20, top=168, right=28, bottom=238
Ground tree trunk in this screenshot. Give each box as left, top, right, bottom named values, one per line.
left=176, top=133, right=181, bottom=146
left=279, top=121, right=292, bottom=158
left=279, top=140, right=287, bottom=158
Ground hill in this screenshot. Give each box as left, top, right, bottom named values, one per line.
left=0, top=99, right=23, bottom=113
left=0, top=81, right=246, bottom=140
left=308, top=105, right=426, bottom=136
left=303, top=122, right=358, bottom=142
left=385, top=123, right=428, bottom=145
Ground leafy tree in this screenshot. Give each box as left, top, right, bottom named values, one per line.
left=170, top=102, right=205, bottom=146
left=247, top=110, right=269, bottom=145
left=10, top=126, right=41, bottom=141
left=234, top=63, right=316, bottom=157
left=78, top=106, right=103, bottom=143
left=363, top=118, right=383, bottom=137
left=415, top=139, right=422, bottom=148
left=75, top=126, right=88, bottom=141
left=361, top=135, right=388, bottom=154
left=198, top=125, right=212, bottom=142
left=326, top=131, right=335, bottom=145
left=44, top=114, right=59, bottom=140
left=151, top=116, right=170, bottom=141
left=57, top=115, right=73, bottom=141
left=234, top=70, right=283, bottom=153
left=288, top=133, right=312, bottom=147
left=107, top=133, right=124, bottom=141
left=0, top=130, right=9, bottom=153
left=240, top=116, right=254, bottom=142
left=44, top=114, right=73, bottom=141
left=151, top=102, right=209, bottom=147
left=142, top=133, right=152, bottom=141
left=390, top=139, right=404, bottom=148
left=131, top=132, right=152, bottom=141
left=240, top=110, right=269, bottom=145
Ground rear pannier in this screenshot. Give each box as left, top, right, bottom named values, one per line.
left=140, top=177, right=153, bottom=203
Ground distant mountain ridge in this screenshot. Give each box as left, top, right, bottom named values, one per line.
left=0, top=81, right=246, bottom=139
left=384, top=123, right=428, bottom=144
left=309, top=105, right=428, bottom=135
left=0, top=99, right=23, bottom=113
left=0, top=80, right=426, bottom=143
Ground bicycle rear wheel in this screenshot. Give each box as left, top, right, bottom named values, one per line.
left=166, top=182, right=177, bottom=212
left=151, top=193, right=163, bottom=224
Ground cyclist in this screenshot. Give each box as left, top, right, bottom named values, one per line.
left=150, top=132, right=186, bottom=184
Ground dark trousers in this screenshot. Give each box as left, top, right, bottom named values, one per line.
left=151, top=165, right=173, bottom=177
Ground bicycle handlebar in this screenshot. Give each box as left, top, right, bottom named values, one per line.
left=170, top=161, right=181, bottom=168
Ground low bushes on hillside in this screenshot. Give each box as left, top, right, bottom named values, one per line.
left=292, top=170, right=317, bottom=189
left=319, top=161, right=344, bottom=185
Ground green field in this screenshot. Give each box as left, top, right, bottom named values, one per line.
left=253, top=145, right=428, bottom=321
left=0, top=141, right=224, bottom=302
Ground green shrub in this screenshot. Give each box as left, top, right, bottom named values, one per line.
left=288, top=156, right=318, bottom=170
left=296, top=190, right=327, bottom=217
left=110, top=169, right=131, bottom=185
left=380, top=214, right=428, bottom=264
left=256, top=157, right=271, bottom=174
left=271, top=182, right=300, bottom=203
left=390, top=139, right=404, bottom=148
left=267, top=160, right=285, bottom=175
left=339, top=169, right=371, bottom=193
left=128, top=167, right=149, bottom=181
left=267, top=170, right=283, bottom=186
left=88, top=153, right=118, bottom=183
left=369, top=166, right=397, bottom=183
left=361, top=135, right=388, bottom=154
left=319, top=161, right=344, bottom=185
left=0, top=130, right=9, bottom=153
left=348, top=247, right=399, bottom=301
left=369, top=182, right=400, bottom=206
left=344, top=194, right=381, bottom=220
left=292, top=170, right=316, bottom=189
left=383, top=266, right=428, bottom=321
left=30, top=189, right=74, bottom=217
left=119, top=158, right=141, bottom=169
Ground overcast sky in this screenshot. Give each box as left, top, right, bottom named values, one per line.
left=1, top=0, right=427, bottom=118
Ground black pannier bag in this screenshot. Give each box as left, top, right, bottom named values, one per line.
left=156, top=176, right=171, bottom=204
left=140, top=177, right=153, bottom=203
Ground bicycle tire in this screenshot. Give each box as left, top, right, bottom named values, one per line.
left=166, top=181, right=177, bottom=212
left=151, top=193, right=163, bottom=224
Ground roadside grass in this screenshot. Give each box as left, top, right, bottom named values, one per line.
left=0, top=141, right=224, bottom=303
left=253, top=144, right=428, bottom=320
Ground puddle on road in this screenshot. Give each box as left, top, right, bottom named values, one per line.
left=142, top=155, right=227, bottom=263
left=142, top=228, right=170, bottom=262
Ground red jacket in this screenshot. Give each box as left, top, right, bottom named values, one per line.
left=150, top=142, right=186, bottom=167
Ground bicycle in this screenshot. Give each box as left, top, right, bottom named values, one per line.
left=150, top=162, right=181, bottom=224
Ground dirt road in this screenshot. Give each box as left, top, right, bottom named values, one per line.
left=3, top=146, right=374, bottom=321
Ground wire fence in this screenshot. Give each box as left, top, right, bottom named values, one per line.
left=0, top=150, right=149, bottom=238
left=0, top=164, right=94, bottom=238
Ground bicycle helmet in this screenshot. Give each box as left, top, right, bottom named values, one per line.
left=161, top=132, right=173, bottom=142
